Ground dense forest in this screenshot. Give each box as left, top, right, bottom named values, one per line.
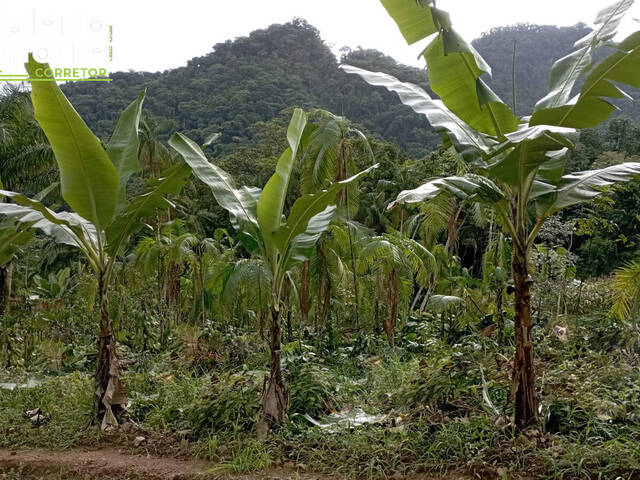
left=3, top=1, right=640, bottom=479
left=61, top=20, right=614, bottom=158
left=54, top=19, right=640, bottom=278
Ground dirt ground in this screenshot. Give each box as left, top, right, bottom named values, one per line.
left=0, top=448, right=481, bottom=480
left=0, top=447, right=211, bottom=479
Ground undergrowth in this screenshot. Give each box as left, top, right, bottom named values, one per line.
left=2, top=313, right=640, bottom=479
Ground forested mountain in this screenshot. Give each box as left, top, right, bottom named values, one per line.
left=61, top=19, right=613, bottom=158
left=473, top=23, right=591, bottom=116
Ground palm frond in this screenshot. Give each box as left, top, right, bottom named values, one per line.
left=612, top=261, right=640, bottom=320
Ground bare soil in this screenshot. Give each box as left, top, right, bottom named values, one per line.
left=0, top=447, right=479, bottom=480
left=0, top=447, right=210, bottom=479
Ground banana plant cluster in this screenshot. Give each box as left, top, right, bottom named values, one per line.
left=0, top=54, right=192, bottom=430
left=169, top=109, right=377, bottom=424
left=344, top=0, right=640, bottom=429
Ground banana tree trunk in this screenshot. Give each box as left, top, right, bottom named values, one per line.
left=512, top=243, right=536, bottom=430
left=259, top=305, right=288, bottom=425
left=95, top=270, right=126, bottom=431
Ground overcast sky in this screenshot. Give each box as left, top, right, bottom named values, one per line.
left=2, top=1, right=639, bottom=75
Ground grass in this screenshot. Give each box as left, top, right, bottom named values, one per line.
left=3, top=313, right=640, bottom=478
left=209, top=439, right=272, bottom=473
left=0, top=372, right=97, bottom=449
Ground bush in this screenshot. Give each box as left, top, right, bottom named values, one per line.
left=288, top=362, right=336, bottom=416
left=188, top=371, right=261, bottom=435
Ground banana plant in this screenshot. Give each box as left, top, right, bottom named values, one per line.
left=343, top=0, right=640, bottom=430
left=0, top=54, right=192, bottom=430
left=0, top=180, right=34, bottom=272
left=169, top=108, right=377, bottom=425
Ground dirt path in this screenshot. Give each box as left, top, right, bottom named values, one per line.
left=0, top=447, right=479, bottom=480
left=0, top=447, right=213, bottom=479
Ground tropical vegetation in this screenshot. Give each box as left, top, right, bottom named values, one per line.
left=3, top=1, right=640, bottom=479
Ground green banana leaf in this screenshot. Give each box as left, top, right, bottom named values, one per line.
left=424, top=33, right=518, bottom=138
left=275, top=165, right=378, bottom=270
left=532, top=30, right=640, bottom=128
left=534, top=0, right=634, bottom=112
left=0, top=190, right=97, bottom=249
left=105, top=162, right=192, bottom=257
left=107, top=90, right=146, bottom=211
left=377, top=0, right=517, bottom=137
left=25, top=54, right=119, bottom=230
left=258, top=108, right=307, bottom=268
left=535, top=162, right=640, bottom=216
left=487, top=126, right=574, bottom=186
left=339, top=64, right=495, bottom=161
left=282, top=205, right=337, bottom=270
left=379, top=0, right=437, bottom=44
left=390, top=174, right=505, bottom=210
left=169, top=132, right=262, bottom=253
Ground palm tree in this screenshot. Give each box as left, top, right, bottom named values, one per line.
left=308, top=222, right=358, bottom=333
left=612, top=261, right=640, bottom=326
left=345, top=0, right=640, bottom=429
left=357, top=230, right=435, bottom=347
left=0, top=85, right=54, bottom=316
left=300, top=110, right=375, bottom=328
left=138, top=114, right=172, bottom=178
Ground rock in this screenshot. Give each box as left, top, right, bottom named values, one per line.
left=26, top=407, right=50, bottom=427
left=283, top=461, right=295, bottom=469
left=24, top=408, right=41, bottom=418
left=552, top=325, right=569, bottom=342
left=133, top=436, right=146, bottom=447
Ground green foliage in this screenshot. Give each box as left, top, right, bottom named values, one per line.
left=187, top=372, right=261, bottom=434
left=25, top=54, right=119, bottom=230
left=33, top=268, right=73, bottom=299
left=214, top=440, right=271, bottom=473
left=0, top=373, right=94, bottom=449
left=285, top=344, right=337, bottom=416
left=612, top=261, right=640, bottom=321
left=6, top=5, right=640, bottom=480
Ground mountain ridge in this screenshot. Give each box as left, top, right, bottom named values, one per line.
left=62, top=19, right=626, bottom=158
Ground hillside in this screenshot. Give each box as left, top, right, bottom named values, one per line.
left=62, top=19, right=618, bottom=157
